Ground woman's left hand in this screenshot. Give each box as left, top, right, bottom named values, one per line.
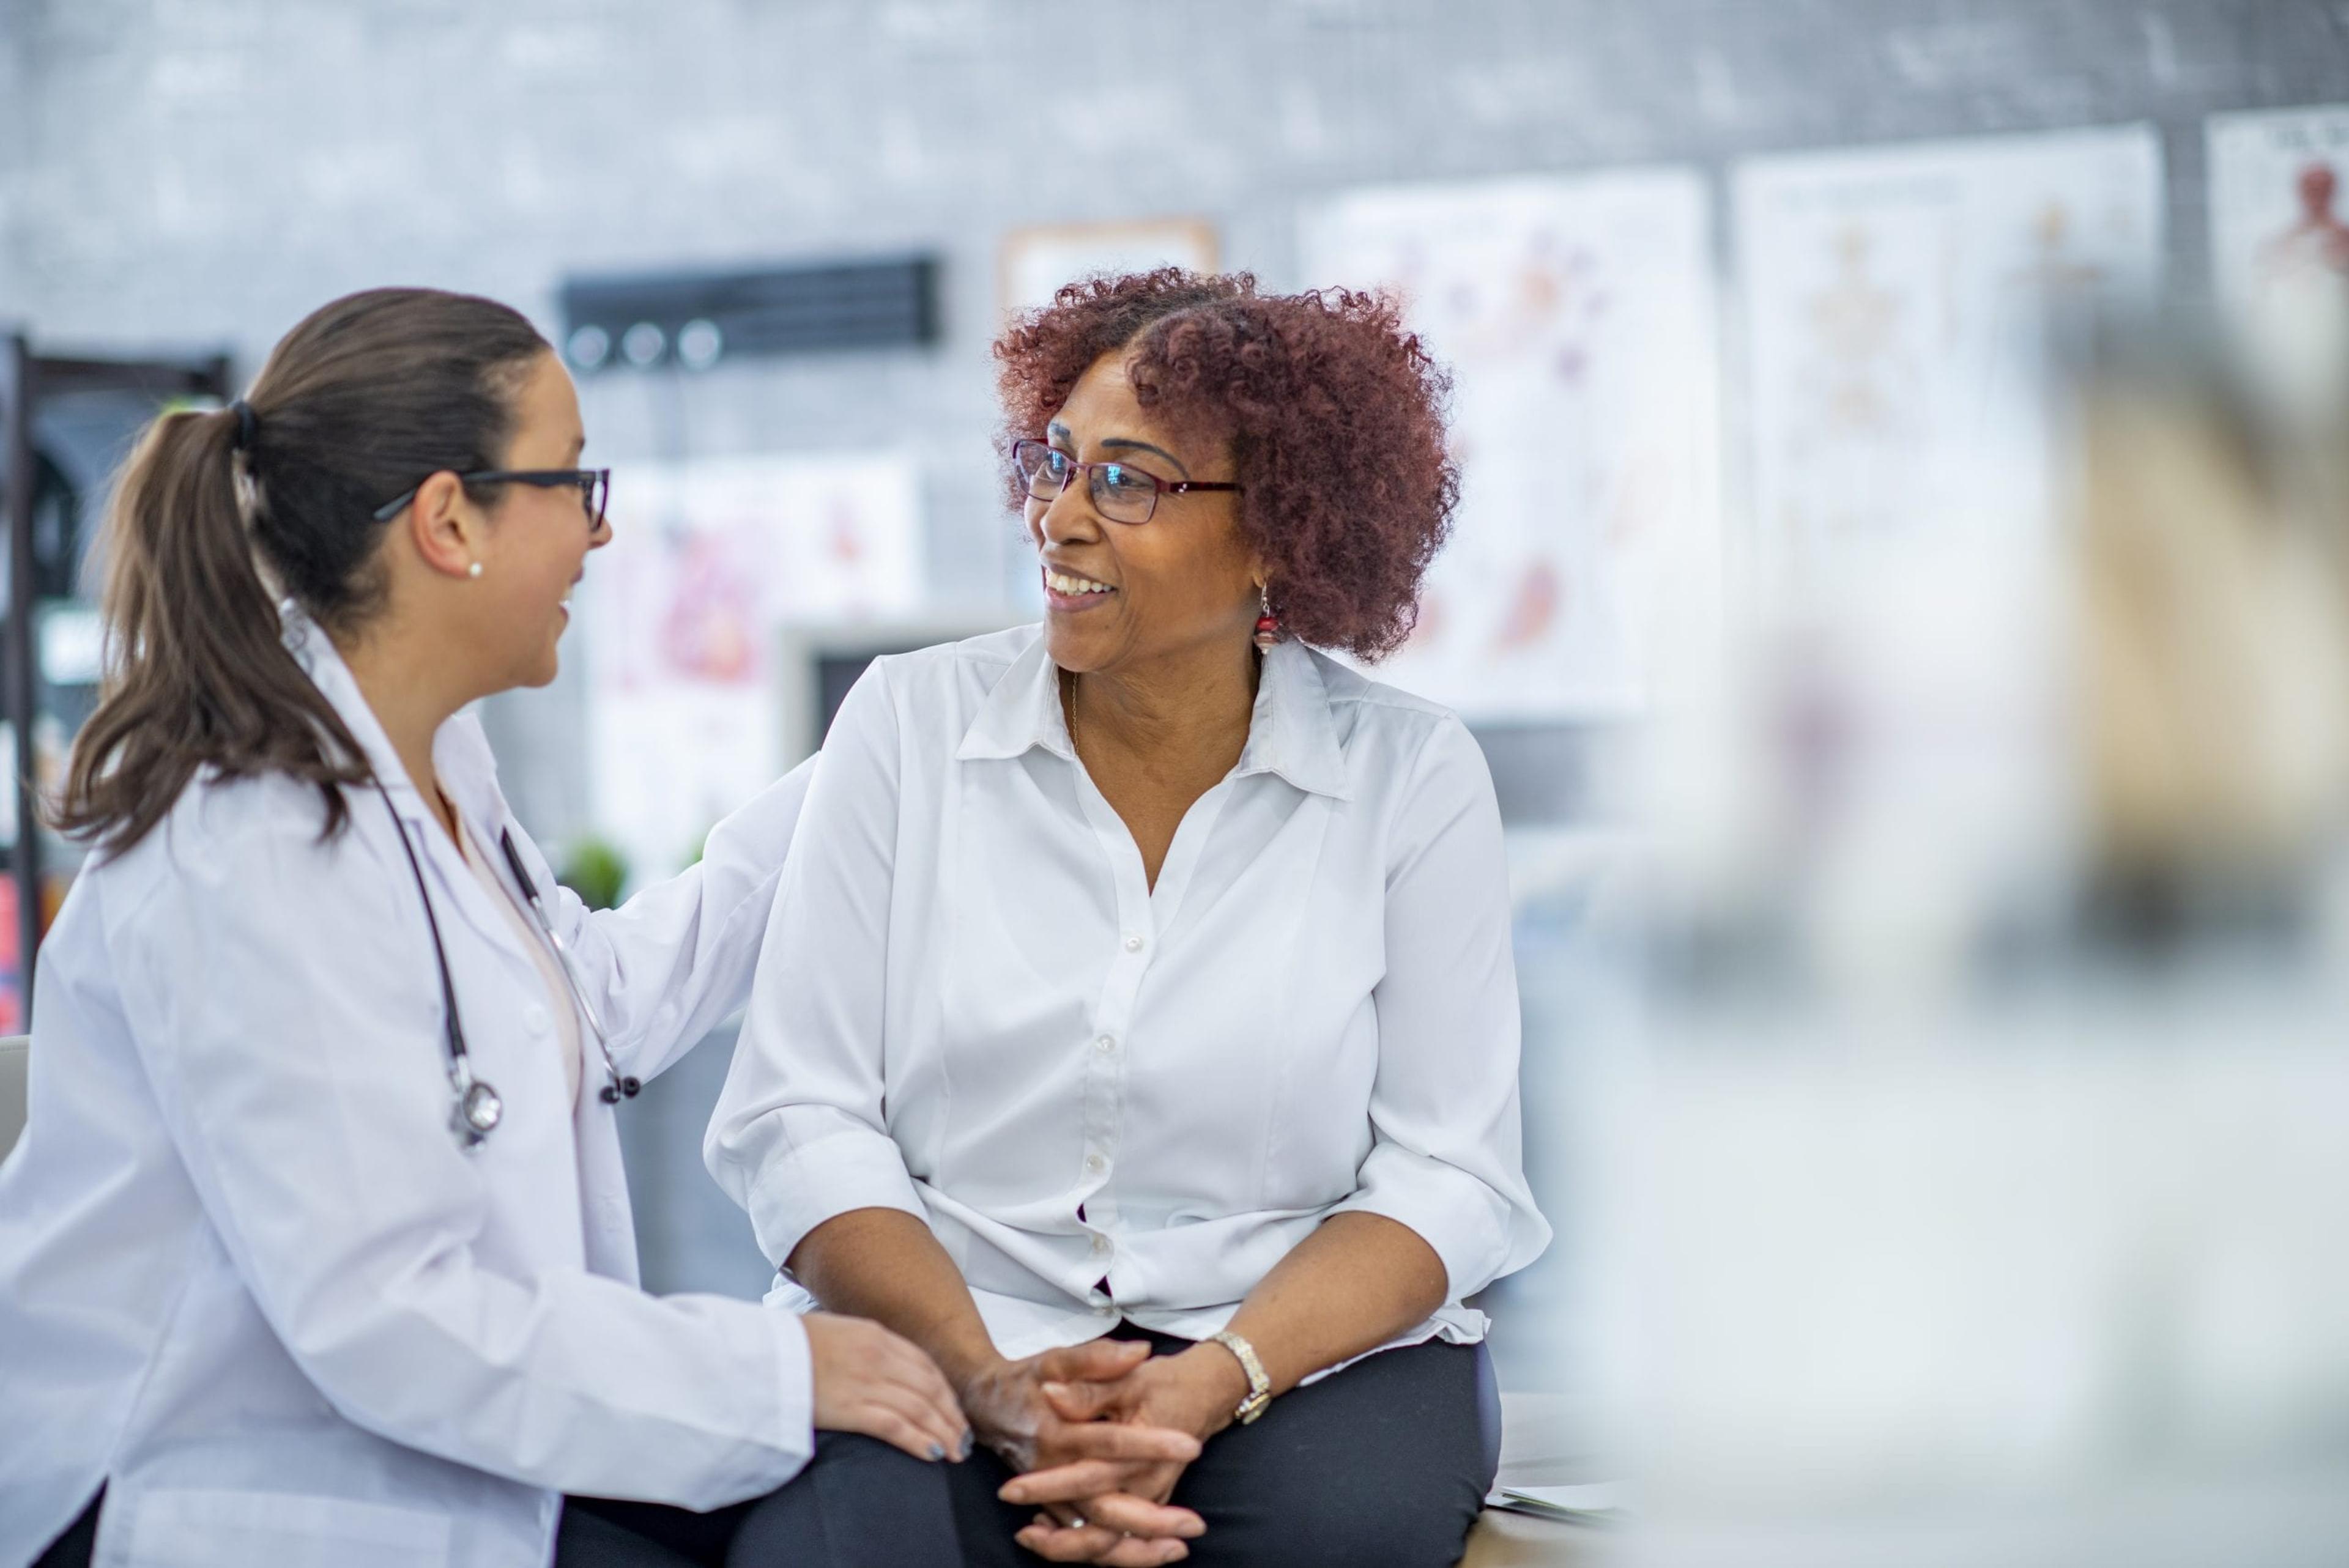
left=1000, top=1345, right=1252, bottom=1563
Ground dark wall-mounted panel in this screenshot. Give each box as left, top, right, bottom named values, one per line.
left=560, top=256, right=941, bottom=371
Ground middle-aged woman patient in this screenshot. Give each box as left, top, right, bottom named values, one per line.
left=708, top=270, right=1551, bottom=1568
left=0, top=287, right=1162, bottom=1568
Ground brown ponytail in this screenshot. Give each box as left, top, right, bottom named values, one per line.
left=53, top=287, right=549, bottom=853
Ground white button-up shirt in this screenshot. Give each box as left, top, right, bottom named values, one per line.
left=707, top=626, right=1548, bottom=1366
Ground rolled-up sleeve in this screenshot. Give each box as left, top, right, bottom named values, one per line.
left=1331, top=715, right=1552, bottom=1300
left=706, top=662, right=927, bottom=1270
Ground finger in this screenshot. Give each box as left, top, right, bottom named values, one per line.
left=1041, top=1379, right=1121, bottom=1422
left=881, top=1367, right=969, bottom=1455
left=1017, top=1515, right=1194, bottom=1568
left=1034, top=1338, right=1153, bottom=1383
left=1044, top=1421, right=1203, bottom=1464
left=875, top=1332, right=966, bottom=1421
left=863, top=1381, right=968, bottom=1460
left=1014, top=1518, right=1127, bottom=1563
left=1099, top=1536, right=1192, bottom=1567
left=1000, top=1459, right=1150, bottom=1504
left=1075, top=1491, right=1206, bottom=1539
left=852, top=1405, right=951, bottom=1463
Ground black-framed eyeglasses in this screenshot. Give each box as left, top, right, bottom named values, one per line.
left=1011, top=438, right=1240, bottom=525
left=371, top=468, right=611, bottom=528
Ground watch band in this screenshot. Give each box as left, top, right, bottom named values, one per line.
left=1208, top=1329, right=1273, bottom=1425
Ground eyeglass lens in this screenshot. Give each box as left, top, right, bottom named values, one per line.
left=1015, top=441, right=1159, bottom=524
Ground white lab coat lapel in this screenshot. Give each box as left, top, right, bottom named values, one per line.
left=284, top=613, right=645, bottom=1281
left=283, top=616, right=537, bottom=971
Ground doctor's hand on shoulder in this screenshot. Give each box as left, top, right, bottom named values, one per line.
left=805, top=1312, right=972, bottom=1462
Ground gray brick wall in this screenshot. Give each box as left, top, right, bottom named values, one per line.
left=4, top=0, right=2347, bottom=843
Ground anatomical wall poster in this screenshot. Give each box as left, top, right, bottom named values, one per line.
left=1301, top=169, right=1721, bottom=720
left=581, top=452, right=921, bottom=884
left=1735, top=126, right=2164, bottom=586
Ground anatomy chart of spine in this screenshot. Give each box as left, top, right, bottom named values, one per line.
left=1300, top=169, right=1720, bottom=721
left=581, top=453, right=921, bottom=886
left=2208, top=104, right=2349, bottom=408
left=1736, top=127, right=2164, bottom=590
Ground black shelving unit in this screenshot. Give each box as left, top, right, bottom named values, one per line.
left=0, top=336, right=232, bottom=1013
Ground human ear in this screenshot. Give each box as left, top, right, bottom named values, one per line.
left=406, top=470, right=488, bottom=581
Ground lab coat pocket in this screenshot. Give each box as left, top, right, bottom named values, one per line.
left=121, top=1487, right=452, bottom=1568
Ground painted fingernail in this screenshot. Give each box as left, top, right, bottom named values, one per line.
left=927, top=1442, right=946, bottom=1461
left=960, top=1429, right=976, bottom=1460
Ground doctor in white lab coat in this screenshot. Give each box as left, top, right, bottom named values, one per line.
left=0, top=289, right=1123, bottom=1568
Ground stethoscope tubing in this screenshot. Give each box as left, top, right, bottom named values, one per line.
left=375, top=783, right=637, bottom=1150
left=495, top=827, right=640, bottom=1104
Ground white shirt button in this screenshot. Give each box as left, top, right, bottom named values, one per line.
left=1085, top=1153, right=1105, bottom=1174
left=523, top=1004, right=550, bottom=1034
left=1124, top=934, right=1145, bottom=953
left=1095, top=1034, right=1117, bottom=1053
left=1091, top=1233, right=1110, bottom=1255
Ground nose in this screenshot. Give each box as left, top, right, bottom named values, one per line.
left=1032, top=483, right=1103, bottom=549
left=588, top=512, right=614, bottom=550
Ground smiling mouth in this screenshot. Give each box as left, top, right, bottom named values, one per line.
left=1044, top=568, right=1116, bottom=599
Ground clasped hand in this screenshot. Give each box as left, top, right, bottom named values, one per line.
left=965, top=1338, right=1251, bottom=1566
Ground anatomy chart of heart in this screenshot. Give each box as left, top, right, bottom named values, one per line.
left=579, top=452, right=921, bottom=883
left=1301, top=169, right=1721, bottom=720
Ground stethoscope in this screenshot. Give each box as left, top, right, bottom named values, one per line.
left=376, top=783, right=640, bottom=1149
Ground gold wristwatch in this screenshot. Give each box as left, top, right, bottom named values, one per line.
left=1208, top=1329, right=1272, bottom=1424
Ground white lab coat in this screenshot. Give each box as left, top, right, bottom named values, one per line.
left=0, top=613, right=816, bottom=1568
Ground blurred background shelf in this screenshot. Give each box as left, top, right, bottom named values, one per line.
left=0, top=337, right=232, bottom=1021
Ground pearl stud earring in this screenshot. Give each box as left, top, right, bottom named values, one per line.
left=467, top=562, right=483, bottom=579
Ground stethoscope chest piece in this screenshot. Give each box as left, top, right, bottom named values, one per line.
left=447, top=1047, right=503, bottom=1147
left=457, top=1076, right=505, bottom=1141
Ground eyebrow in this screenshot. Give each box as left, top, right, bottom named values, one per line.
left=1045, top=421, right=1191, bottom=479
left=1100, top=438, right=1190, bottom=479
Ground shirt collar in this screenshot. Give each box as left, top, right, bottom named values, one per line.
left=280, top=603, right=505, bottom=831
left=955, top=631, right=1351, bottom=801
left=1236, top=640, right=1351, bottom=800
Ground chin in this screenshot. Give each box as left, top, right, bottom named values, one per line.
left=1041, top=621, right=1107, bottom=674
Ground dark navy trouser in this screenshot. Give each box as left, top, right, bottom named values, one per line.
left=559, top=1432, right=962, bottom=1567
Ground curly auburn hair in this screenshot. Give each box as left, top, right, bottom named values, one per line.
left=993, top=269, right=1458, bottom=660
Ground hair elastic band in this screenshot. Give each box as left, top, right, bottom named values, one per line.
left=228, top=399, right=258, bottom=452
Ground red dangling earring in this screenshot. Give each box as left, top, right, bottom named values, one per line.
left=1253, top=583, right=1282, bottom=651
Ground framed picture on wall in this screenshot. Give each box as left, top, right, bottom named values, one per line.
left=998, top=218, right=1220, bottom=317
left=2207, top=103, right=2349, bottom=400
